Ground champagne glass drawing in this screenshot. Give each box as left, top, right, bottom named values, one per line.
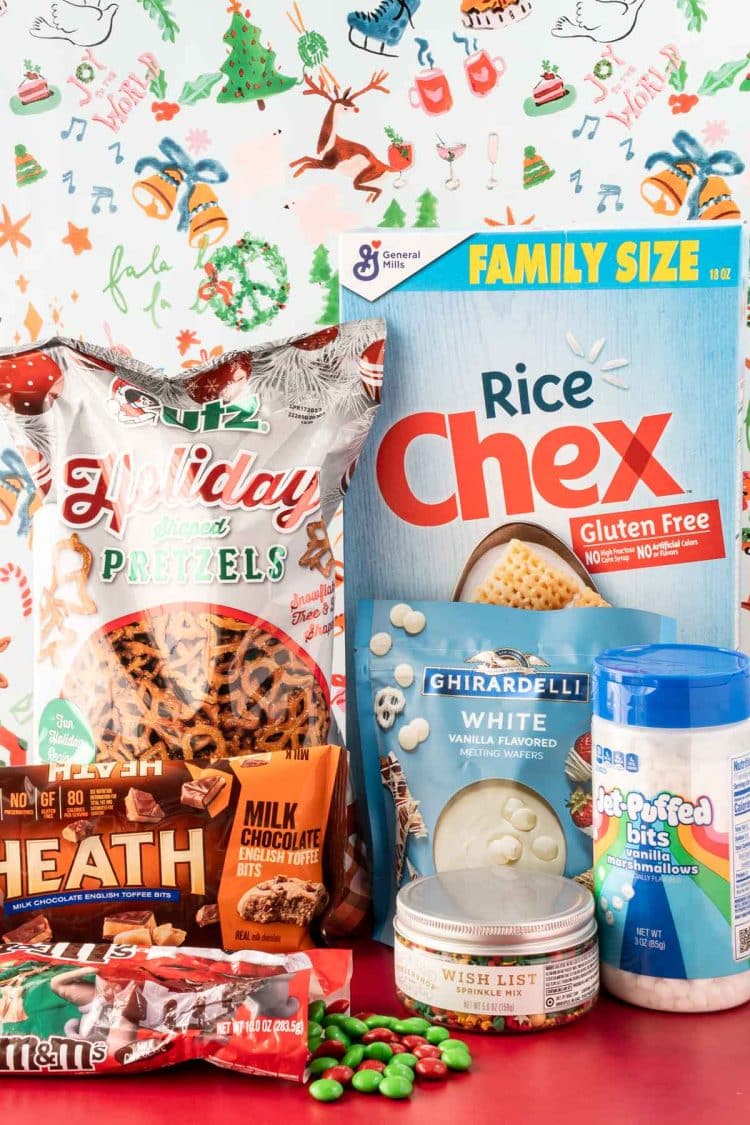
left=436, top=135, right=466, bottom=191
left=487, top=131, right=499, bottom=190
left=385, top=126, right=413, bottom=190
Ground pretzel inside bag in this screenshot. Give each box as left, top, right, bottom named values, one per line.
left=61, top=605, right=331, bottom=762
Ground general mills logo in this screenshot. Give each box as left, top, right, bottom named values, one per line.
left=353, top=240, right=380, bottom=282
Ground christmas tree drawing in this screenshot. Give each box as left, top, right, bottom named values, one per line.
left=217, top=9, right=298, bottom=111
left=309, top=244, right=339, bottom=325
left=379, top=198, right=407, bottom=228
left=414, top=189, right=439, bottom=228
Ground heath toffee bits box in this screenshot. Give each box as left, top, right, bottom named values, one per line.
left=341, top=227, right=745, bottom=647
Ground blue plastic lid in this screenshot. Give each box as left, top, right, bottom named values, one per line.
left=593, top=644, right=750, bottom=729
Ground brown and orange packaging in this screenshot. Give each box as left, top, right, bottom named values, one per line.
left=0, top=746, right=352, bottom=954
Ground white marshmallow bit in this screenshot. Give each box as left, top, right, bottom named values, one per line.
left=612, top=895, right=624, bottom=911
left=503, top=797, right=525, bottom=819
left=532, top=835, right=559, bottom=862
left=394, top=662, right=415, bottom=688
left=389, top=603, right=412, bottom=628
left=621, top=884, right=635, bottom=900
left=411, top=717, right=430, bottom=743
left=403, top=610, right=426, bottom=635
left=398, top=723, right=419, bottom=752
left=487, top=835, right=522, bottom=865
left=369, top=632, right=392, bottom=657
left=511, top=807, right=537, bottom=832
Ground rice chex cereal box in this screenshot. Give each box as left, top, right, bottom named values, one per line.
left=341, top=226, right=745, bottom=648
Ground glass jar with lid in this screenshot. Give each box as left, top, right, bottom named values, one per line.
left=394, top=867, right=598, bottom=1033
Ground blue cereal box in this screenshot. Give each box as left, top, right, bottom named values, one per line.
left=341, top=227, right=746, bottom=646
left=355, top=600, right=676, bottom=942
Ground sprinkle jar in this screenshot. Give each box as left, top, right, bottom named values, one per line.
left=394, top=867, right=598, bottom=1033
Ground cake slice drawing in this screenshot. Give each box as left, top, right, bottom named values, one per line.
left=18, top=61, right=51, bottom=105
left=461, top=0, right=532, bottom=30
left=524, top=59, right=576, bottom=117
left=10, top=59, right=60, bottom=115
left=533, top=63, right=566, bottom=105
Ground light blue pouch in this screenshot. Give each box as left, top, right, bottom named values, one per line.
left=355, top=599, right=676, bottom=943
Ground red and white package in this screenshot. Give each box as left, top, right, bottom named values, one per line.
left=0, top=322, right=384, bottom=767
left=0, top=942, right=351, bottom=1078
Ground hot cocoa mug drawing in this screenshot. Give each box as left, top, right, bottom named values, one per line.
left=464, top=48, right=506, bottom=97
left=409, top=67, right=453, bottom=115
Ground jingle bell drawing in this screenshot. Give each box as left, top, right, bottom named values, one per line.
left=132, top=138, right=229, bottom=247
left=641, top=130, right=743, bottom=221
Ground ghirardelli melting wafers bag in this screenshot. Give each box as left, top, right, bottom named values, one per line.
left=0, top=322, right=384, bottom=765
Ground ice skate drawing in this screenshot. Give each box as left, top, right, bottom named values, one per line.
left=347, top=0, right=420, bottom=57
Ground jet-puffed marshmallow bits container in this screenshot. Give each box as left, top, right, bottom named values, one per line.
left=592, top=644, right=750, bottom=1012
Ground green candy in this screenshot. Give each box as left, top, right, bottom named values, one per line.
left=324, top=1026, right=351, bottom=1046
left=364, top=1042, right=393, bottom=1062
left=379, top=1075, right=413, bottom=1100
left=365, top=1016, right=397, bottom=1030
left=341, top=1017, right=369, bottom=1039
left=308, top=1056, right=339, bottom=1075
left=308, top=1001, right=326, bottom=1025
left=342, top=1045, right=365, bottom=1069
left=309, top=1078, right=344, bottom=1103
left=440, top=1038, right=470, bottom=1053
left=443, top=1050, right=473, bottom=1072
left=352, top=1069, right=383, bottom=1094
left=383, top=1063, right=414, bottom=1082
left=395, top=1053, right=418, bottom=1069
left=322, top=1014, right=349, bottom=1028
left=426, top=1026, right=451, bottom=1045
left=393, top=1017, right=431, bottom=1035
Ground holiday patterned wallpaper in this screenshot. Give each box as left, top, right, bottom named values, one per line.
left=0, top=0, right=747, bottom=759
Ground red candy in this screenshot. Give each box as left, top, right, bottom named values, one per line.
left=326, top=999, right=349, bottom=1015
left=312, top=1040, right=347, bottom=1061
left=322, top=1065, right=354, bottom=1085
left=402, top=1035, right=429, bottom=1049
left=416, top=1058, right=449, bottom=1081
left=358, top=1060, right=387, bottom=1073
left=413, top=1044, right=442, bottom=1060
left=361, top=1028, right=394, bottom=1044
left=389, top=1043, right=407, bottom=1055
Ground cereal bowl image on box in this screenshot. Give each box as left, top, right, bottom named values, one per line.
left=355, top=599, right=675, bottom=941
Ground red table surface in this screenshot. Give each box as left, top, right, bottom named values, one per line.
left=0, top=939, right=748, bottom=1122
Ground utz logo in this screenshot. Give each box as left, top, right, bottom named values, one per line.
left=353, top=241, right=380, bottom=282
left=422, top=648, right=589, bottom=702
left=109, top=379, right=270, bottom=434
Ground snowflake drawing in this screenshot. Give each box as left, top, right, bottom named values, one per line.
left=565, top=330, right=630, bottom=390
left=701, top=119, right=730, bottom=147
left=184, top=128, right=212, bottom=156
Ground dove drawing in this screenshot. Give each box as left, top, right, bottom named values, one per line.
left=30, top=0, right=118, bottom=46
left=552, top=0, right=646, bottom=43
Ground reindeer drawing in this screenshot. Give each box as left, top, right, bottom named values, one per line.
left=290, top=70, right=393, bottom=202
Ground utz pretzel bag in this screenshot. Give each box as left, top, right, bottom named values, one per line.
left=0, top=322, right=384, bottom=764
left=0, top=941, right=351, bottom=1077
left=0, top=748, right=350, bottom=952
